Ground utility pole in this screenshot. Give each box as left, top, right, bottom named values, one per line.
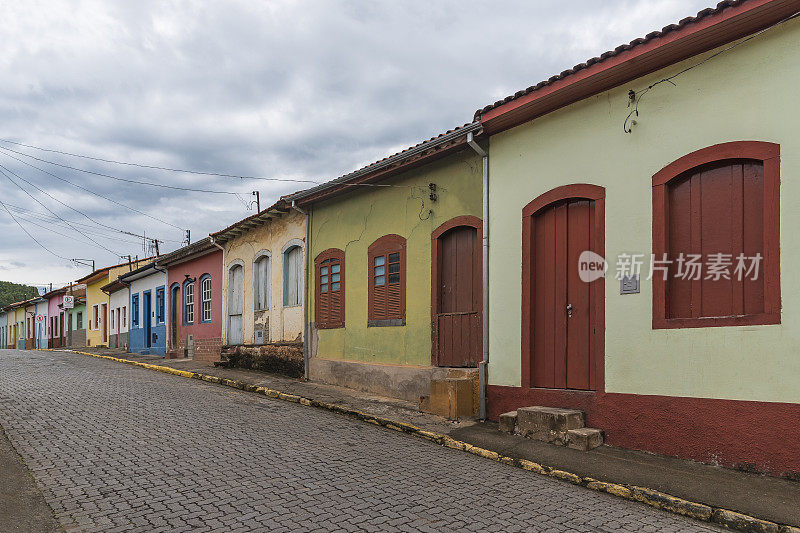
left=252, top=191, right=260, bottom=212
left=185, top=229, right=191, bottom=246
left=153, top=239, right=161, bottom=256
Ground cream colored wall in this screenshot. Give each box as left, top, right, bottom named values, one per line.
left=222, top=210, right=306, bottom=344
left=488, top=18, right=800, bottom=404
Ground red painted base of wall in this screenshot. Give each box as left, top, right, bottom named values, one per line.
left=488, top=385, right=800, bottom=477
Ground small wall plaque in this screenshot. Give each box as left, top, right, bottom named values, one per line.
left=620, top=274, right=640, bottom=294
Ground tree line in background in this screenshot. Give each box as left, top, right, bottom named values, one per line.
left=0, top=281, right=40, bottom=309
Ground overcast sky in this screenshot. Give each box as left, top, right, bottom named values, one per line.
left=0, top=0, right=712, bottom=287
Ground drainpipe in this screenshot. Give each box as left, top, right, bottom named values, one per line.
left=291, top=200, right=310, bottom=381
left=209, top=235, right=225, bottom=346
left=467, top=131, right=489, bottom=420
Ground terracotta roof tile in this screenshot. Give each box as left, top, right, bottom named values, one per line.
left=474, top=0, right=748, bottom=120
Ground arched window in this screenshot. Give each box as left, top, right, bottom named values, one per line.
left=184, top=280, right=195, bottom=324
left=315, top=249, right=345, bottom=329
left=282, top=240, right=303, bottom=307
left=368, top=234, right=406, bottom=326
left=200, top=275, right=212, bottom=322
left=253, top=252, right=271, bottom=311
left=652, top=141, right=780, bottom=328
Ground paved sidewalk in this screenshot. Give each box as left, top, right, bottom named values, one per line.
left=0, top=426, right=62, bottom=532
left=71, top=348, right=800, bottom=528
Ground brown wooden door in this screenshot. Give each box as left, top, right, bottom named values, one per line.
left=434, top=225, right=481, bottom=367
left=531, top=199, right=594, bottom=389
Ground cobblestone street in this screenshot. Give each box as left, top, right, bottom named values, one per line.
left=0, top=349, right=724, bottom=532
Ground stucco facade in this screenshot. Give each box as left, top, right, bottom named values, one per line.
left=308, top=151, right=482, bottom=366
left=297, top=147, right=484, bottom=405
left=79, top=259, right=150, bottom=348
left=161, top=242, right=223, bottom=363
left=105, top=282, right=129, bottom=350
left=217, top=209, right=306, bottom=345
left=485, top=16, right=800, bottom=475
left=0, top=311, right=7, bottom=349
left=122, top=264, right=167, bottom=356
left=34, top=299, right=48, bottom=349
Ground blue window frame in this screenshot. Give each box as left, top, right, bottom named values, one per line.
left=132, top=294, right=140, bottom=327
left=155, top=287, right=165, bottom=324
left=199, top=274, right=212, bottom=323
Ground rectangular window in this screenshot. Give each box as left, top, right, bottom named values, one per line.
left=121, top=307, right=125, bottom=328
left=156, top=287, right=165, bottom=324
left=77, top=312, right=83, bottom=329
left=254, top=257, right=270, bottom=310
left=315, top=250, right=345, bottom=328
left=283, top=246, right=302, bottom=306
left=110, top=310, right=115, bottom=331
left=368, top=235, right=406, bottom=325
left=92, top=305, right=99, bottom=330
left=132, top=295, right=139, bottom=327
left=185, top=282, right=194, bottom=324
left=201, top=277, right=212, bottom=322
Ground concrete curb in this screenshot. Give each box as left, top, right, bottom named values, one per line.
left=48, top=349, right=799, bottom=533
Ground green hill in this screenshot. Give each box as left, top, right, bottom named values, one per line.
left=0, top=281, right=40, bottom=309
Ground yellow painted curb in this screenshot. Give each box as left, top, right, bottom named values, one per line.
left=44, top=348, right=798, bottom=533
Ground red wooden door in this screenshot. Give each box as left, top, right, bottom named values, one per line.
left=531, top=199, right=594, bottom=389
left=435, top=225, right=481, bottom=367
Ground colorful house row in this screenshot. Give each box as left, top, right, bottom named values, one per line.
left=279, top=0, right=797, bottom=478
left=3, top=0, right=797, bottom=479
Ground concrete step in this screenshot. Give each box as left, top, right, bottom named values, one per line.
left=516, top=406, right=585, bottom=445
left=566, top=427, right=604, bottom=451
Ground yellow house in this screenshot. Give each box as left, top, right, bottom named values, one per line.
left=77, top=259, right=151, bottom=347
left=287, top=124, right=485, bottom=416
left=210, top=199, right=306, bottom=372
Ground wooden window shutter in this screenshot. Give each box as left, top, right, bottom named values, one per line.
left=315, top=249, right=345, bottom=328
left=368, top=235, right=406, bottom=324
left=652, top=142, right=780, bottom=329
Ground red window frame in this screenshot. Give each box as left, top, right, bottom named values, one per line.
left=368, top=234, right=406, bottom=326
left=652, top=141, right=780, bottom=329
left=314, top=248, right=345, bottom=329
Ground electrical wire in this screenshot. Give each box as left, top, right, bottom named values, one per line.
left=0, top=198, right=71, bottom=261
left=0, top=166, right=120, bottom=256
left=624, top=10, right=800, bottom=133
left=0, top=140, right=425, bottom=190
left=0, top=201, right=183, bottom=243
left=0, top=138, right=323, bottom=183
left=0, top=144, right=245, bottom=194
left=7, top=212, right=145, bottom=246
left=0, top=148, right=184, bottom=231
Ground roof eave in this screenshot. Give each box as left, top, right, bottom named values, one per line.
left=286, top=122, right=483, bottom=206
left=478, top=0, right=798, bottom=134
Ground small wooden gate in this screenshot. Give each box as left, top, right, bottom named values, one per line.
left=431, top=216, right=482, bottom=367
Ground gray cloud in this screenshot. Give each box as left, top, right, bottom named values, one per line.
left=0, top=0, right=712, bottom=284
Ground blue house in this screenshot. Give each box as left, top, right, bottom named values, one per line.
left=119, top=262, right=167, bottom=356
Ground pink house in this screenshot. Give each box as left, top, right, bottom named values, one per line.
left=156, top=238, right=223, bottom=362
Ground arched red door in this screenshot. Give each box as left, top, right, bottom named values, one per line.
left=432, top=216, right=482, bottom=367
left=522, top=185, right=605, bottom=390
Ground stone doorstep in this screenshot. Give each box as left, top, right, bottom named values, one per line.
left=516, top=406, right=585, bottom=436
left=501, top=407, right=604, bottom=451
left=566, top=427, right=604, bottom=451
